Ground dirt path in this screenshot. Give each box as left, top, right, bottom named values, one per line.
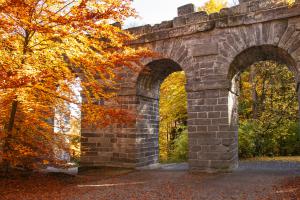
left=1, top=162, right=299, bottom=200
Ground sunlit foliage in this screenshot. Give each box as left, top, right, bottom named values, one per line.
left=199, top=0, right=228, bottom=14
left=0, top=0, right=150, bottom=170
left=159, top=71, right=187, bottom=162
left=238, top=61, right=300, bottom=158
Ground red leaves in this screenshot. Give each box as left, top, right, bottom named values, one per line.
left=81, top=104, right=136, bottom=129
left=0, top=70, right=32, bottom=89
left=0, top=0, right=152, bottom=170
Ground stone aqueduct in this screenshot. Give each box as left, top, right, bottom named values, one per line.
left=81, top=0, right=300, bottom=171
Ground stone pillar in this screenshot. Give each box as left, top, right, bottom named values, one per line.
left=187, top=88, right=238, bottom=172
left=135, top=95, right=160, bottom=166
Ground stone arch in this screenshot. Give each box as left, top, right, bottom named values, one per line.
left=137, top=39, right=194, bottom=87
left=134, top=58, right=187, bottom=166
left=137, top=59, right=182, bottom=98
left=217, top=19, right=300, bottom=83
left=224, top=44, right=299, bottom=168
left=227, top=45, right=299, bottom=124
left=80, top=2, right=300, bottom=171
left=228, top=45, right=298, bottom=81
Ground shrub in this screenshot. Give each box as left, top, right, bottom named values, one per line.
left=170, top=130, right=188, bottom=162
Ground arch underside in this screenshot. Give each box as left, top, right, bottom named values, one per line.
left=135, top=59, right=184, bottom=166
left=229, top=45, right=298, bottom=80
left=137, top=59, right=182, bottom=99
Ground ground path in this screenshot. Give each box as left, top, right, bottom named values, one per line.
left=1, top=161, right=299, bottom=200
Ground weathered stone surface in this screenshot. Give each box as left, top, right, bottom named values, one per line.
left=81, top=1, right=300, bottom=172
left=186, top=11, right=208, bottom=24
left=178, top=4, right=195, bottom=16
left=190, top=43, right=219, bottom=57
left=173, top=16, right=186, bottom=27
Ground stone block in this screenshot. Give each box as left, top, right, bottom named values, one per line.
left=178, top=4, right=195, bottom=16
left=190, top=145, right=202, bottom=152
left=209, top=12, right=220, bottom=20
left=197, top=139, right=222, bottom=145
left=173, top=16, right=186, bottom=27
left=222, top=138, right=235, bottom=146
left=205, top=98, right=218, bottom=105
left=217, top=131, right=235, bottom=138
left=212, top=118, right=228, bottom=125
left=196, top=126, right=208, bottom=132
left=198, top=112, right=208, bottom=118
left=190, top=43, right=219, bottom=57
left=210, top=145, right=229, bottom=152
left=219, top=8, right=232, bottom=17
left=186, top=11, right=208, bottom=24
left=159, top=20, right=173, bottom=29
left=208, top=112, right=220, bottom=118
left=208, top=125, right=219, bottom=131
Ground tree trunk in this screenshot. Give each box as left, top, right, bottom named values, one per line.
left=2, top=100, right=18, bottom=175
left=250, top=66, right=258, bottom=119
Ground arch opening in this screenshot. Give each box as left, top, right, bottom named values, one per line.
left=229, top=45, right=300, bottom=162
left=136, top=59, right=188, bottom=166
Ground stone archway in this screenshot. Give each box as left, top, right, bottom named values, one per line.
left=227, top=44, right=299, bottom=162
left=228, top=45, right=299, bottom=126
left=135, top=59, right=184, bottom=166
left=81, top=0, right=300, bottom=172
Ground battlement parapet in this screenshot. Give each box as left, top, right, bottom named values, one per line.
left=127, top=0, right=300, bottom=44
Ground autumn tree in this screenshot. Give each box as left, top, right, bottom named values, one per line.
left=0, top=0, right=150, bottom=171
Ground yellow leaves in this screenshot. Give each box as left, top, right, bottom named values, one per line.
left=199, top=0, right=228, bottom=14
left=159, top=71, right=187, bottom=128
left=159, top=71, right=187, bottom=161
left=286, top=0, right=296, bottom=6
left=0, top=0, right=151, bottom=169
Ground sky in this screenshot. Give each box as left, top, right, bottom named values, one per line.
left=125, top=0, right=238, bottom=28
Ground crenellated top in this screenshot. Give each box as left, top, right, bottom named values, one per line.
left=127, top=0, right=300, bottom=44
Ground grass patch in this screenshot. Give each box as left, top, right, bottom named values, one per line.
left=242, top=156, right=300, bottom=162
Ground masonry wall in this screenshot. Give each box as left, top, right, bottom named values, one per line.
left=187, top=89, right=238, bottom=171
left=81, top=0, right=300, bottom=171
left=81, top=95, right=139, bottom=168
left=135, top=96, right=160, bottom=166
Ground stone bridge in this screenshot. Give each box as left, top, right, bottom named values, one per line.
left=81, top=0, right=300, bottom=172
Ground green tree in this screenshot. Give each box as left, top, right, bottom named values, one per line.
left=238, top=61, right=300, bottom=158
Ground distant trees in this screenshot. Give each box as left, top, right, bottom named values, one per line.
left=238, top=61, right=300, bottom=158
left=159, top=72, right=187, bottom=162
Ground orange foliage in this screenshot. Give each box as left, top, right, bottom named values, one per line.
left=0, top=0, right=150, bottom=169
